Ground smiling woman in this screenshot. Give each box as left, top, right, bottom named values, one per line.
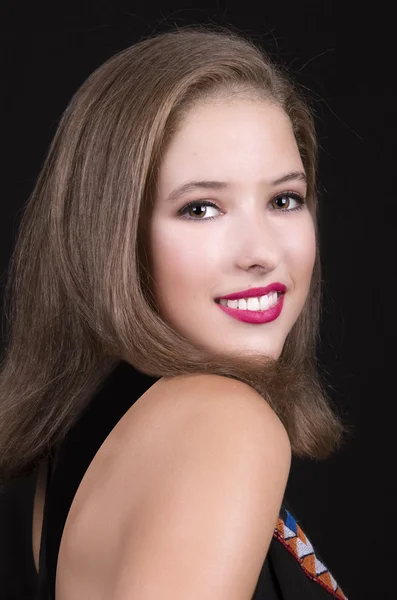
left=147, top=99, right=315, bottom=358
left=0, top=24, right=350, bottom=600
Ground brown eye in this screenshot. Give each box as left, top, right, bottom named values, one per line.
left=179, top=200, right=221, bottom=221
left=271, top=192, right=305, bottom=213
left=188, top=205, right=206, bottom=218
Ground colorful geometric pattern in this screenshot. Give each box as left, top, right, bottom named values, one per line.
left=273, top=506, right=348, bottom=599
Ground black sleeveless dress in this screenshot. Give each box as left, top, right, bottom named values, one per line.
left=35, top=360, right=348, bottom=600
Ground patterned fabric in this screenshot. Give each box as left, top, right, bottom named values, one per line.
left=274, top=507, right=348, bottom=599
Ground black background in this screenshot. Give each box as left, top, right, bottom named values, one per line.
left=1, top=1, right=396, bottom=598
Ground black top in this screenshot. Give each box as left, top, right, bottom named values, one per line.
left=35, top=360, right=348, bottom=600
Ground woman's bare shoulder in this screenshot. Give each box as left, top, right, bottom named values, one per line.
left=56, top=372, right=291, bottom=599
left=116, top=372, right=291, bottom=477
left=109, top=372, right=291, bottom=599
left=152, top=372, right=289, bottom=438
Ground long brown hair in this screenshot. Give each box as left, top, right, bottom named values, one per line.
left=0, top=24, right=351, bottom=484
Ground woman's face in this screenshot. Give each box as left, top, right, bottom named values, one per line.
left=146, top=97, right=316, bottom=359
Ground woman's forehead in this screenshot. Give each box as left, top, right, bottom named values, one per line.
left=157, top=99, right=302, bottom=189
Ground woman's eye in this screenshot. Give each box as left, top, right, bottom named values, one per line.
left=270, top=192, right=305, bottom=212
left=178, top=192, right=306, bottom=222
left=178, top=201, right=220, bottom=221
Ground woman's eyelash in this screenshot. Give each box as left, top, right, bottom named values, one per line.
left=178, top=192, right=306, bottom=222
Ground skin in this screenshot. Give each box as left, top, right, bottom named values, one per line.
left=34, top=95, right=313, bottom=592
left=146, top=96, right=316, bottom=360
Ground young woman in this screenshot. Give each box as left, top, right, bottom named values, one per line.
left=0, top=25, right=351, bottom=599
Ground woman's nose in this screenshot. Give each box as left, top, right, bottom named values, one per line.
left=233, top=214, right=282, bottom=272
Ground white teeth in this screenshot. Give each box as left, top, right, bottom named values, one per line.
left=260, top=295, right=269, bottom=310
left=219, top=292, right=279, bottom=311
left=247, top=297, right=260, bottom=311
left=238, top=298, right=247, bottom=310
left=226, top=299, right=239, bottom=309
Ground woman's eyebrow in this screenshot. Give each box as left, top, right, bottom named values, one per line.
left=165, top=181, right=228, bottom=204
left=272, top=170, right=307, bottom=186
left=165, top=171, right=307, bottom=204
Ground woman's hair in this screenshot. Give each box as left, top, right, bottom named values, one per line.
left=0, top=24, right=351, bottom=483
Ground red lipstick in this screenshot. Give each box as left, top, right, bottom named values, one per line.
left=214, top=283, right=286, bottom=324
left=215, top=283, right=287, bottom=301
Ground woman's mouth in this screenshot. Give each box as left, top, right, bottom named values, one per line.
left=214, top=292, right=285, bottom=324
